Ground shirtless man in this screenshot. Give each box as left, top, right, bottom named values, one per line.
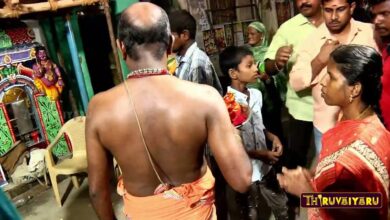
left=86, top=3, right=252, bottom=220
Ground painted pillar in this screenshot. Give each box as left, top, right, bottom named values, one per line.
left=65, top=16, right=89, bottom=112
left=69, top=14, right=94, bottom=100
left=41, top=17, right=85, bottom=116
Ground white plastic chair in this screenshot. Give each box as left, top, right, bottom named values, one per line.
left=44, top=116, right=87, bottom=207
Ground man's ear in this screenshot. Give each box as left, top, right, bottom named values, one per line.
left=350, top=2, right=356, bottom=15
left=168, top=34, right=174, bottom=55
left=116, top=39, right=127, bottom=61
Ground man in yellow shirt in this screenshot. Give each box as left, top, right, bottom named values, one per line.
left=264, top=0, right=323, bottom=173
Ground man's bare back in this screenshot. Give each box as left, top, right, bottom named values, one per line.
left=86, top=3, right=251, bottom=219
left=88, top=76, right=224, bottom=196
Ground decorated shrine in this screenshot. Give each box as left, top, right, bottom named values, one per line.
left=0, top=24, right=68, bottom=158
left=0, top=0, right=125, bottom=161
left=0, top=0, right=127, bottom=190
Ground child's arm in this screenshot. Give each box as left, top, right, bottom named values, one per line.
left=265, top=130, right=283, bottom=156
left=247, top=149, right=280, bottom=165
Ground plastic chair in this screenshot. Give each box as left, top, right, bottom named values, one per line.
left=44, top=116, right=87, bottom=207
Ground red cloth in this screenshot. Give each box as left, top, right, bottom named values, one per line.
left=380, top=46, right=390, bottom=131
left=5, top=27, right=33, bottom=45
left=309, top=115, right=390, bottom=220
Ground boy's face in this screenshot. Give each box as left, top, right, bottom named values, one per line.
left=233, top=55, right=259, bottom=83
left=171, top=30, right=190, bottom=53
left=171, top=32, right=183, bottom=53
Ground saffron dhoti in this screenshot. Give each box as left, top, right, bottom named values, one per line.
left=117, top=167, right=216, bottom=220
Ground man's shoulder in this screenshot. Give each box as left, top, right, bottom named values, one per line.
left=304, top=23, right=327, bottom=40
left=191, top=46, right=212, bottom=64
left=88, top=85, right=123, bottom=112
left=186, top=47, right=215, bottom=77
left=356, top=21, right=375, bottom=36
left=187, top=82, right=221, bottom=98
left=267, top=14, right=313, bottom=51
left=279, top=14, right=307, bottom=30
left=354, top=20, right=374, bottom=30
left=86, top=90, right=115, bottom=130
left=183, top=82, right=223, bottom=106
left=192, top=44, right=207, bottom=55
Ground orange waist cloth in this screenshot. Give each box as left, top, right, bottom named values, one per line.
left=117, top=167, right=216, bottom=220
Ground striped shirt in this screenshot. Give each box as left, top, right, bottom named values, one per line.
left=175, top=42, right=223, bottom=95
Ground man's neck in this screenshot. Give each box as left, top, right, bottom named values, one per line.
left=178, top=40, right=195, bottom=56
left=330, top=22, right=352, bottom=43
left=306, top=12, right=324, bottom=27
left=127, top=53, right=167, bottom=72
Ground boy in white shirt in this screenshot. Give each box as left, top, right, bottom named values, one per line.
left=220, top=46, right=288, bottom=220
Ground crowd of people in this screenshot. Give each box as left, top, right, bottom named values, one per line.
left=85, top=0, right=390, bottom=220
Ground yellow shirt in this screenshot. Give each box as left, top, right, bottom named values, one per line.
left=264, top=14, right=319, bottom=122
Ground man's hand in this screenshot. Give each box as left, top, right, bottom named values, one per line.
left=271, top=136, right=283, bottom=156
left=275, top=45, right=293, bottom=69
left=316, top=39, right=340, bottom=65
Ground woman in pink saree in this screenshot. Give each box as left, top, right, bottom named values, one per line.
left=277, top=45, right=390, bottom=220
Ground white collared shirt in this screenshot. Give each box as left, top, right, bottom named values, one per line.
left=227, top=86, right=271, bottom=181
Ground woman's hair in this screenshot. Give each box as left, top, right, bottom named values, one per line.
left=330, top=44, right=383, bottom=118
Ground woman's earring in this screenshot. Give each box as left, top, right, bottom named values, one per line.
left=349, top=95, right=353, bottom=103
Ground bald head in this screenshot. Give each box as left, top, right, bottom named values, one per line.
left=118, top=2, right=171, bottom=61
left=122, top=3, right=164, bottom=29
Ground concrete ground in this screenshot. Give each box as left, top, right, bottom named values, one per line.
left=17, top=178, right=125, bottom=220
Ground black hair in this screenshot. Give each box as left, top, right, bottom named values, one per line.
left=322, top=0, right=356, bottom=4
left=219, top=46, right=253, bottom=77
left=34, top=46, right=48, bottom=61
left=35, top=45, right=46, bottom=53
left=367, top=0, right=388, bottom=6
left=330, top=44, right=383, bottom=119
left=117, top=7, right=170, bottom=61
left=168, top=10, right=196, bottom=39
